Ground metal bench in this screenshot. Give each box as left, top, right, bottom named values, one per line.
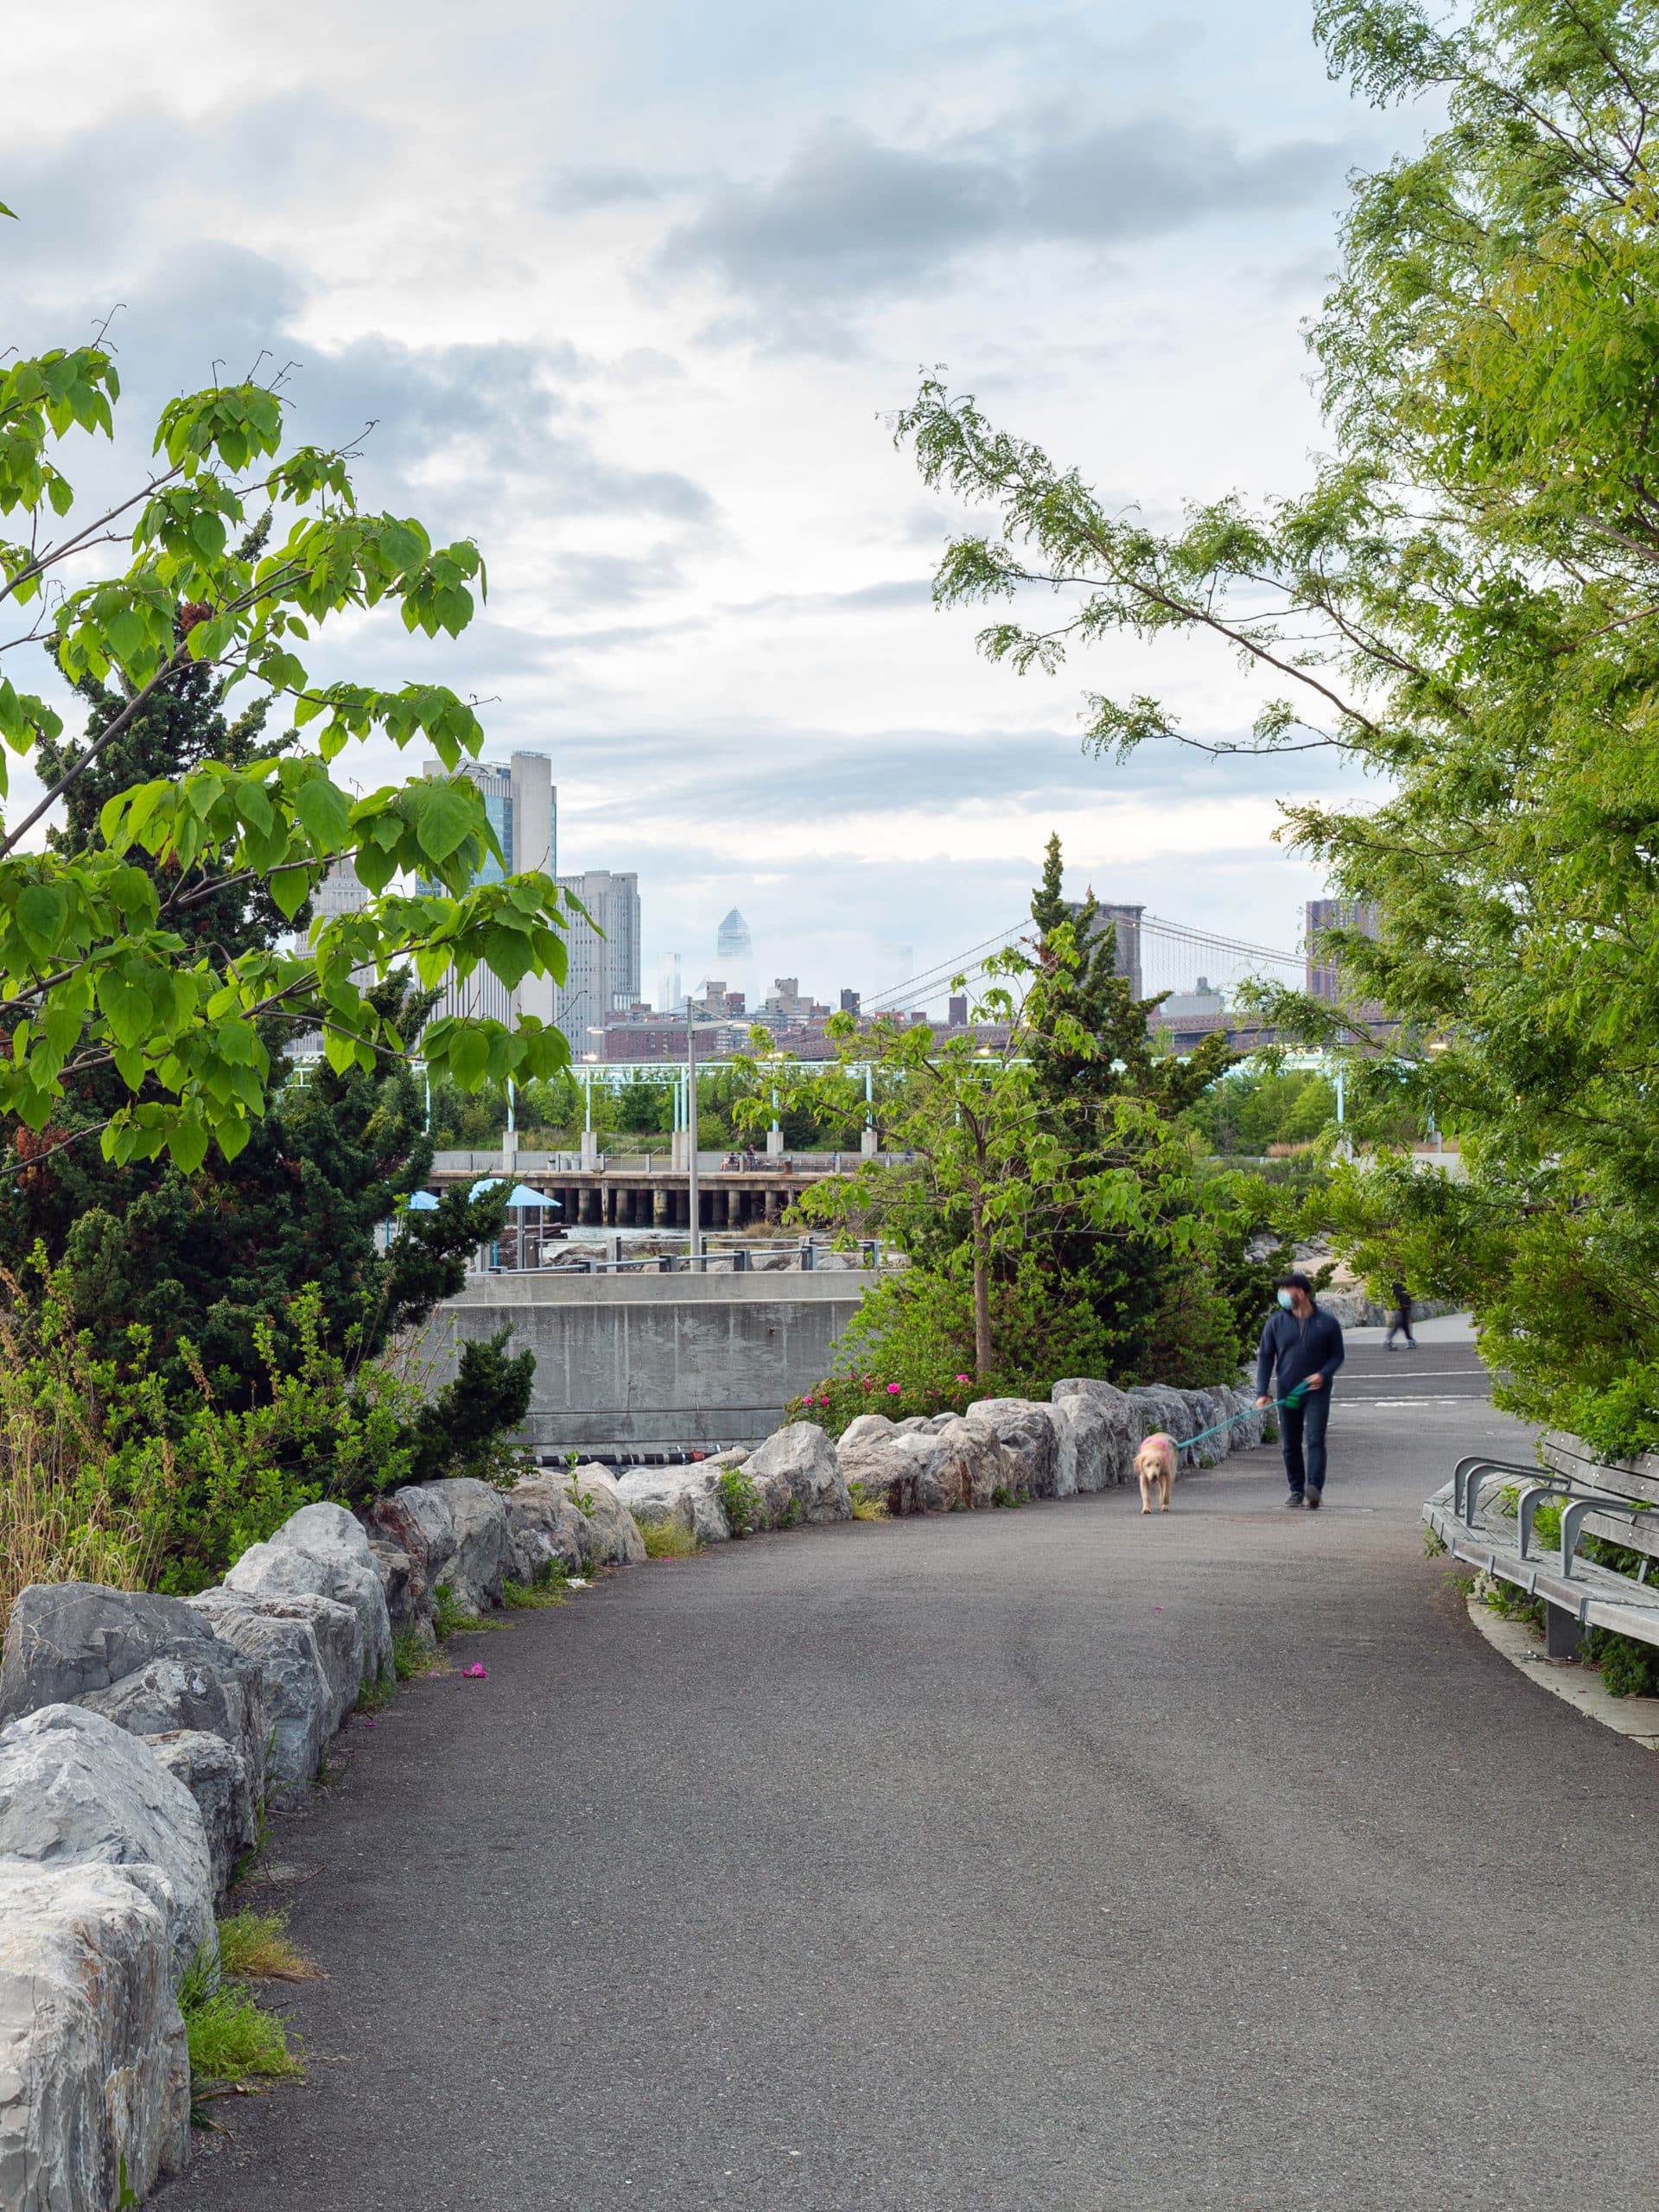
left=1423, top=1448, right=1659, bottom=1658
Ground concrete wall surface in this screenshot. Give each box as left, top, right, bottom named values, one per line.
left=413, top=1272, right=875, bottom=1451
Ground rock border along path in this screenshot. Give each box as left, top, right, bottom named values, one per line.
left=0, top=1376, right=1257, bottom=2208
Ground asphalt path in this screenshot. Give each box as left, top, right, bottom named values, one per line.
left=165, top=1328, right=1659, bottom=2212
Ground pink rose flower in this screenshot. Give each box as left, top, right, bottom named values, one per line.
left=887, top=1382, right=901, bottom=1395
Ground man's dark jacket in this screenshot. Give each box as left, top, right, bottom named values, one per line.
left=1255, top=1303, right=1346, bottom=1400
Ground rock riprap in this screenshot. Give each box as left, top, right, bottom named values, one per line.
left=224, top=1498, right=392, bottom=1688
left=0, top=1859, right=191, bottom=2212
left=0, top=1704, right=215, bottom=1984
left=745, top=1421, right=851, bottom=1523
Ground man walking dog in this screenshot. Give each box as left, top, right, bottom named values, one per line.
left=1255, top=1273, right=1346, bottom=1508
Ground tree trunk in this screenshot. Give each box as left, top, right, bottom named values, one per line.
left=970, top=1188, right=992, bottom=1381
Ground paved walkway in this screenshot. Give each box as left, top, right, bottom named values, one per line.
left=166, top=1340, right=1659, bottom=2211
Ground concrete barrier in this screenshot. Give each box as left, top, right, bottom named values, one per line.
left=412, top=1270, right=875, bottom=1452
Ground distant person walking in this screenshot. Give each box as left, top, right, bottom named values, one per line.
left=1255, top=1273, right=1346, bottom=1509
left=1384, top=1280, right=1416, bottom=1350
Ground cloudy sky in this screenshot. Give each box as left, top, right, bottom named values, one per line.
left=7, top=1, right=1421, bottom=1014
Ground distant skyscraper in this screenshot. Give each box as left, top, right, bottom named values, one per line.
left=420, top=752, right=556, bottom=1027
left=555, top=870, right=641, bottom=1056
left=310, top=854, right=368, bottom=924
left=658, top=951, right=683, bottom=1014
left=839, top=988, right=861, bottom=1014
left=717, top=908, right=752, bottom=963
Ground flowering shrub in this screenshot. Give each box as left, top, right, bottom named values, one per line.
left=784, top=1367, right=981, bottom=1440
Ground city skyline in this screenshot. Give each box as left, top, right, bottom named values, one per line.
left=3, top=1, right=1415, bottom=1009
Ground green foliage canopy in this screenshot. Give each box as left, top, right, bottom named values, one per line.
left=893, top=1, right=1659, bottom=1450
left=0, top=313, right=575, bottom=1176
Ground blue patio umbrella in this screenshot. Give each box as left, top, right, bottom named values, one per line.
left=404, top=1190, right=442, bottom=1211
left=505, top=1183, right=561, bottom=1209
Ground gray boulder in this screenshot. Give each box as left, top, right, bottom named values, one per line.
left=563, top=1466, right=648, bottom=1566
left=734, top=1459, right=791, bottom=1529
left=226, top=1500, right=392, bottom=1687
left=363, top=1483, right=457, bottom=1639
left=365, top=1532, right=422, bottom=1637
left=1, top=1582, right=231, bottom=1725
left=1050, top=1379, right=1135, bottom=1489
left=1047, top=1391, right=1129, bottom=1493
left=143, top=1729, right=257, bottom=1902
left=0, top=1859, right=191, bottom=2211
left=965, top=1398, right=1060, bottom=1499
left=746, top=1422, right=851, bottom=1523
left=839, top=1414, right=897, bottom=1454
left=0, top=1705, right=214, bottom=1983
left=435, top=1478, right=518, bottom=1613
left=77, top=1646, right=267, bottom=1805
left=0, top=1581, right=268, bottom=1790
left=187, top=1586, right=359, bottom=1783
left=838, top=1415, right=991, bottom=1515
left=502, top=1475, right=597, bottom=1580
left=363, top=1478, right=523, bottom=1621
left=1224, top=1386, right=1266, bottom=1452
left=615, top=1467, right=732, bottom=1545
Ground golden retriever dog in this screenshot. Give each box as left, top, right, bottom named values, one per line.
left=1135, top=1432, right=1178, bottom=1515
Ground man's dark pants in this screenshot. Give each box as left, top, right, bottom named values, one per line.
left=1281, top=1388, right=1332, bottom=1498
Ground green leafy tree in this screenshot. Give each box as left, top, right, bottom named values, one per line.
left=891, top=2, right=1659, bottom=1452
left=795, top=905, right=1243, bottom=1390
left=0, top=285, right=575, bottom=1178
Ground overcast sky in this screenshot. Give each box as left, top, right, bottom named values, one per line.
left=7, top=1, right=1421, bottom=1014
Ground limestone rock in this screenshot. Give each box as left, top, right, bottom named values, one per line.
left=563, top=1465, right=648, bottom=1566
left=364, top=1478, right=517, bottom=1618
left=1236, top=1387, right=1262, bottom=1445
left=842, top=1415, right=1007, bottom=1515
left=736, top=1459, right=792, bottom=1530
left=226, top=1499, right=391, bottom=1687
left=0, top=1705, right=214, bottom=1983
left=187, top=1587, right=359, bottom=1783
left=365, top=1533, right=422, bottom=1637
left=0, top=1582, right=228, bottom=1726
left=364, top=1484, right=455, bottom=1638
left=0, top=1859, right=191, bottom=2212
left=615, top=1467, right=732, bottom=1544
left=77, top=1644, right=268, bottom=1807
left=745, top=1421, right=850, bottom=1523
left=0, top=1580, right=269, bottom=1800
left=1048, top=1388, right=1132, bottom=1492
left=502, top=1475, right=598, bottom=1580
left=143, top=1729, right=257, bottom=1901
left=839, top=1414, right=897, bottom=1453
left=965, top=1398, right=1060, bottom=1499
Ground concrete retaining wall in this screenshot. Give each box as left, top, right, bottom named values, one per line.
left=410, top=1272, right=874, bottom=1451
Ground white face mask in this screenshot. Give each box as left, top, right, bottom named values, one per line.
left=1277, top=1289, right=1295, bottom=1310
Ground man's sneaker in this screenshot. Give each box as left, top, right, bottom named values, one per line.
left=1306, top=1488, right=1323, bottom=1510
left=1285, top=1492, right=1306, bottom=1508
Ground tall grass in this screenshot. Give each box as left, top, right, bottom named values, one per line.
left=0, top=1272, right=166, bottom=1642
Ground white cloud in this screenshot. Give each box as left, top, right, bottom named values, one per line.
left=0, top=0, right=1414, bottom=1015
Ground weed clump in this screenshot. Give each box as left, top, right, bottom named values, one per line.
left=634, top=1515, right=698, bottom=1559
left=179, top=1948, right=305, bottom=2090
left=717, top=1466, right=762, bottom=1538
left=216, top=1909, right=320, bottom=1984
left=504, top=1559, right=572, bottom=1608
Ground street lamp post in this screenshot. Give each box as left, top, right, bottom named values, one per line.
left=687, top=1014, right=701, bottom=1270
